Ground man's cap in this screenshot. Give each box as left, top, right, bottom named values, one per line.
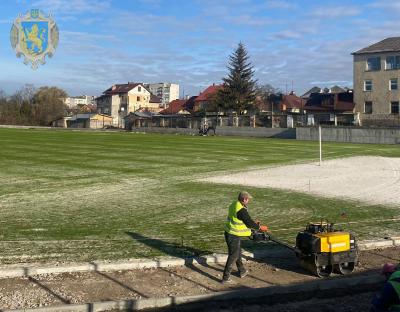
left=382, top=262, right=397, bottom=274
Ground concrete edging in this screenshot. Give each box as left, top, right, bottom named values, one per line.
left=1, top=274, right=385, bottom=312
left=0, top=238, right=395, bottom=311
left=0, top=238, right=396, bottom=279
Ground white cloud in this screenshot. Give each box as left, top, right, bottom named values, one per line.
left=265, top=0, right=297, bottom=9
left=230, top=14, right=273, bottom=26
left=272, top=30, right=303, bottom=40
left=369, top=1, right=400, bottom=13
left=31, top=0, right=111, bottom=14
left=310, top=6, right=362, bottom=19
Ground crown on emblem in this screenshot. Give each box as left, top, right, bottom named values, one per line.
left=30, top=9, right=39, bottom=18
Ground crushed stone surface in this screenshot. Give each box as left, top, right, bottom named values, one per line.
left=202, top=156, right=400, bottom=207
left=0, top=247, right=398, bottom=310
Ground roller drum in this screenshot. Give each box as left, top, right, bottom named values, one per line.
left=299, top=254, right=333, bottom=278
left=334, top=262, right=355, bottom=275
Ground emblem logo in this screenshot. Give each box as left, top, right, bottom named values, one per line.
left=10, top=9, right=59, bottom=69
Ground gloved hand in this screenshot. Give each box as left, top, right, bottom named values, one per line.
left=259, top=225, right=268, bottom=232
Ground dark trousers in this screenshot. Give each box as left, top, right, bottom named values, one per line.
left=223, top=231, right=245, bottom=279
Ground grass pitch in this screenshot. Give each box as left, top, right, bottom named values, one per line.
left=0, top=128, right=399, bottom=264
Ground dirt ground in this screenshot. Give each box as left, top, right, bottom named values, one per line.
left=203, top=156, right=400, bottom=207
left=0, top=247, right=399, bottom=311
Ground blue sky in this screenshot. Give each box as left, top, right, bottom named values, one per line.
left=0, top=0, right=398, bottom=97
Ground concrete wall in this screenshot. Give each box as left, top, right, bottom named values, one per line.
left=297, top=127, right=400, bottom=144
left=130, top=126, right=296, bottom=139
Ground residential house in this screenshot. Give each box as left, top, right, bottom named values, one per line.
left=303, top=88, right=354, bottom=125
left=352, top=37, right=400, bottom=126
left=96, top=82, right=162, bottom=128
left=52, top=113, right=113, bottom=129
left=64, top=95, right=95, bottom=108
left=193, top=84, right=223, bottom=112
left=145, top=83, right=179, bottom=108
left=159, top=99, right=191, bottom=115
left=182, top=96, right=197, bottom=112
left=301, top=86, right=322, bottom=100
left=280, top=92, right=304, bottom=113
left=124, top=111, right=160, bottom=129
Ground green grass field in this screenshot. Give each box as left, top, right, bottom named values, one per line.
left=0, top=128, right=399, bottom=264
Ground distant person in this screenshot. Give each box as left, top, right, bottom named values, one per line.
left=221, top=191, right=268, bottom=283
left=371, top=263, right=400, bottom=311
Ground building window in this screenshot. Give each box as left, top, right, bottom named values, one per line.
left=137, top=96, right=140, bottom=101
left=364, top=101, right=372, bottom=114
left=366, top=57, right=381, bottom=71
left=390, top=78, right=398, bottom=90
left=386, top=56, right=400, bottom=70
left=138, top=86, right=141, bottom=92
left=364, top=80, right=372, bottom=91
left=391, top=101, right=399, bottom=114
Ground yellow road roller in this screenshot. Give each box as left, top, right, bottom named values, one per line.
left=251, top=221, right=358, bottom=277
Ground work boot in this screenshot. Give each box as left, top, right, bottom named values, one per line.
left=221, top=276, right=233, bottom=284
left=239, top=269, right=249, bottom=278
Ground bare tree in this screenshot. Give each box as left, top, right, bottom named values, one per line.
left=32, top=86, right=68, bottom=126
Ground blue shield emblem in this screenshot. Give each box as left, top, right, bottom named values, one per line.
left=21, top=21, right=49, bottom=55
left=10, top=9, right=59, bottom=69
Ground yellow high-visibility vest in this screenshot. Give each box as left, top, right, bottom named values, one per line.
left=224, top=200, right=251, bottom=237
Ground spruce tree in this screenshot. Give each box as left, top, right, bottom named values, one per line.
left=222, top=42, right=257, bottom=114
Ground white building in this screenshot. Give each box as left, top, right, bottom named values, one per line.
left=96, top=82, right=162, bottom=128
left=64, top=95, right=95, bottom=108
left=145, top=83, right=179, bottom=108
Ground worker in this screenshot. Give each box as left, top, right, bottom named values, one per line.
left=371, top=263, right=400, bottom=311
left=221, top=191, right=268, bottom=283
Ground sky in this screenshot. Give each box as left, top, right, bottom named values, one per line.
left=0, top=0, right=398, bottom=98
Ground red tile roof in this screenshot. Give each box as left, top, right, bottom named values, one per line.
left=195, top=84, right=223, bottom=102
left=104, top=83, right=141, bottom=95
left=159, top=99, right=187, bottom=114
left=281, top=94, right=304, bottom=110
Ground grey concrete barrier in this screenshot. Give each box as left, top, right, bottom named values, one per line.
left=0, top=238, right=397, bottom=279
left=131, top=126, right=296, bottom=138
left=297, top=126, right=400, bottom=144
left=0, top=274, right=384, bottom=312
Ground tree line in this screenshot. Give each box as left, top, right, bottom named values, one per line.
left=0, top=85, right=67, bottom=126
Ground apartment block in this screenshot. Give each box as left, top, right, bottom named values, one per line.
left=145, top=83, right=179, bottom=108
left=353, top=37, right=400, bottom=126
